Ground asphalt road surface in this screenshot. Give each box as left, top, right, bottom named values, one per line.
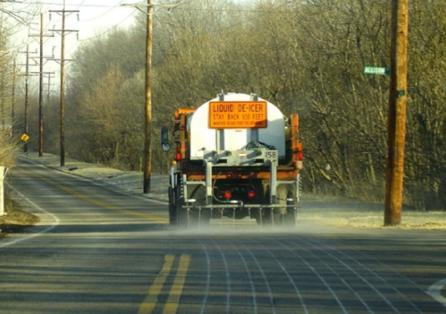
left=1, top=161, right=445, bottom=314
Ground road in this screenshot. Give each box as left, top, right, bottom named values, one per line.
left=0, top=160, right=445, bottom=314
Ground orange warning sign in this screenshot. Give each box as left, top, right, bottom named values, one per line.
left=209, top=101, right=268, bottom=129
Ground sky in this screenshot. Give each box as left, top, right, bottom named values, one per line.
left=2, top=0, right=251, bottom=92
left=5, top=0, right=252, bottom=53
left=5, top=1, right=139, bottom=52
left=1, top=1, right=143, bottom=92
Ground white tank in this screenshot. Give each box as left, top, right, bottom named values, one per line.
left=189, top=93, right=285, bottom=160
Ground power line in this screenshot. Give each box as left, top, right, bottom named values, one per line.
left=78, top=8, right=137, bottom=42
left=73, top=0, right=86, bottom=10
left=21, top=2, right=123, bottom=8
left=79, top=4, right=121, bottom=23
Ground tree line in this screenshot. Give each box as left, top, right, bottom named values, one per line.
left=0, top=16, right=16, bottom=168
left=10, top=0, right=446, bottom=210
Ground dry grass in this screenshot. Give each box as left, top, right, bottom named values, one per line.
left=299, top=195, right=446, bottom=230
left=0, top=132, right=16, bottom=168
left=0, top=198, right=39, bottom=237
left=1, top=133, right=36, bottom=237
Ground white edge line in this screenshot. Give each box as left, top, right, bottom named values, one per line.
left=1, top=182, right=60, bottom=249
left=427, top=278, right=446, bottom=308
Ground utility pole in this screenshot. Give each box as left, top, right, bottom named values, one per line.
left=0, top=71, right=4, bottom=130
left=50, top=2, right=79, bottom=166
left=11, top=59, right=16, bottom=137
left=385, top=0, right=409, bottom=226
left=29, top=12, right=54, bottom=157
left=38, top=13, right=44, bottom=157
left=18, top=46, right=38, bottom=152
left=59, top=8, right=66, bottom=166
left=143, top=0, right=153, bottom=193
left=121, top=0, right=181, bottom=193
left=21, top=45, right=30, bottom=153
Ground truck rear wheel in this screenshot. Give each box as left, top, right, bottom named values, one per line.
left=176, top=204, right=189, bottom=226
left=275, top=185, right=296, bottom=226
left=253, top=207, right=272, bottom=225
left=188, top=185, right=210, bottom=226
left=174, top=184, right=210, bottom=227
left=168, top=187, right=177, bottom=225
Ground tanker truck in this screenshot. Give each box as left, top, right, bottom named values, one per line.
left=163, top=92, right=303, bottom=226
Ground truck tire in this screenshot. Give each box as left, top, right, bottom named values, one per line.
left=176, top=204, right=189, bottom=226
left=168, top=187, right=177, bottom=225
left=275, top=185, right=296, bottom=226
left=255, top=207, right=273, bottom=225
left=188, top=185, right=210, bottom=225
left=173, top=185, right=209, bottom=227
left=171, top=175, right=189, bottom=227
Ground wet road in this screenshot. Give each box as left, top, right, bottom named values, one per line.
left=1, top=161, right=445, bottom=313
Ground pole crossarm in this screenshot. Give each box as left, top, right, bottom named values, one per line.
left=30, top=71, right=55, bottom=75
left=51, top=29, right=79, bottom=33
left=121, top=0, right=184, bottom=14
left=29, top=34, right=54, bottom=38
left=17, top=73, right=39, bottom=77
left=45, top=57, right=74, bottom=64
left=49, top=10, right=80, bottom=13
left=29, top=56, right=56, bottom=64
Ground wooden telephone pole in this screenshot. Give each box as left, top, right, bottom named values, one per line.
left=29, top=13, right=54, bottom=157
left=22, top=45, right=30, bottom=153
left=38, top=12, right=45, bottom=157
left=143, top=0, right=153, bottom=193
left=18, top=46, right=38, bottom=152
left=0, top=71, right=4, bottom=130
left=11, top=59, right=16, bottom=137
left=121, top=0, right=181, bottom=193
left=59, top=7, right=66, bottom=166
left=50, top=1, right=79, bottom=166
left=385, top=0, right=409, bottom=226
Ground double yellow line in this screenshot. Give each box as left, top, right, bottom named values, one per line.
left=32, top=171, right=168, bottom=224
left=139, top=254, right=192, bottom=314
left=57, top=183, right=168, bottom=224
left=25, top=170, right=190, bottom=312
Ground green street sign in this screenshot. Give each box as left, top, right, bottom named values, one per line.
left=364, top=66, right=389, bottom=76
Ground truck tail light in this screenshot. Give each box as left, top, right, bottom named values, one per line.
left=293, top=143, right=303, bottom=162
left=223, top=191, right=232, bottom=200
left=247, top=191, right=256, bottom=199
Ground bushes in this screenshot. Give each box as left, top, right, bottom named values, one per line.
left=55, top=0, right=444, bottom=209
left=0, top=133, right=15, bottom=168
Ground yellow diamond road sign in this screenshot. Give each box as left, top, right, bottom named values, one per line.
left=20, top=133, right=30, bottom=143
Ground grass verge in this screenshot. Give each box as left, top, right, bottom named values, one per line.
left=299, top=194, right=446, bottom=230
left=0, top=197, right=40, bottom=238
